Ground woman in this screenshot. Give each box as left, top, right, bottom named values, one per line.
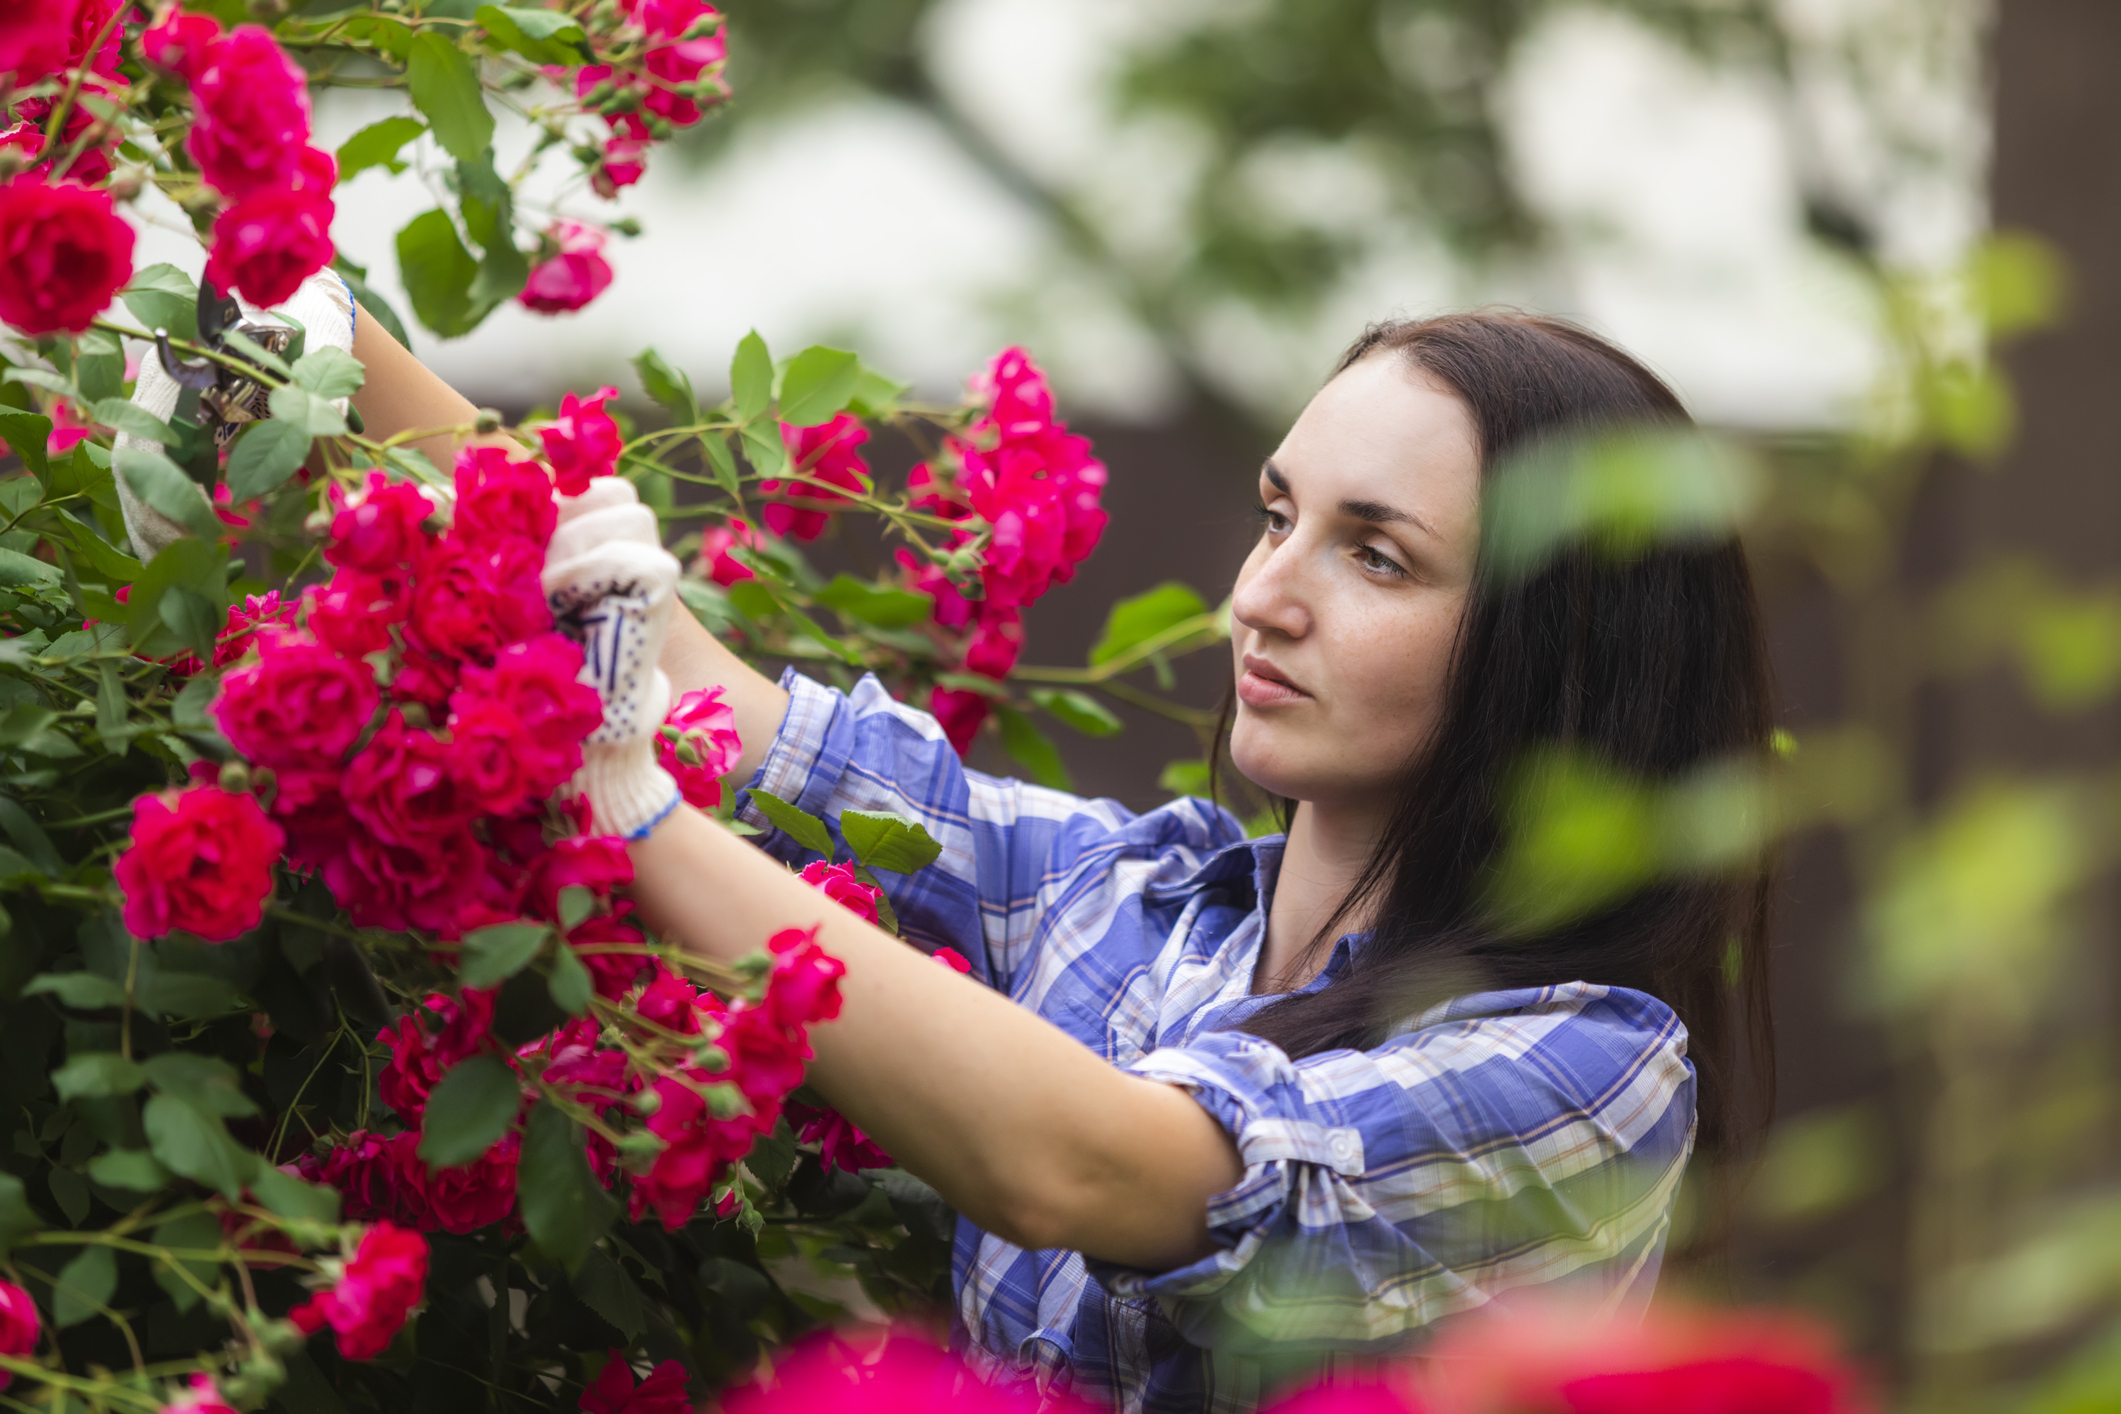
left=351, top=311, right=1775, bottom=1409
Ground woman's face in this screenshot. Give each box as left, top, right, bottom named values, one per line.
left=1229, top=352, right=1483, bottom=814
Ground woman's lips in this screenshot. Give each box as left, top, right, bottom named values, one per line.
left=1238, top=656, right=1308, bottom=707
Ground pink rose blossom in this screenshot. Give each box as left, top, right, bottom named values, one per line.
left=45, top=399, right=94, bottom=455
left=695, top=518, right=763, bottom=586
left=449, top=633, right=602, bottom=799
left=159, top=1374, right=240, bottom=1414
left=378, top=988, right=497, bottom=1121
left=327, top=473, right=437, bottom=574
left=762, top=413, right=870, bottom=542
left=0, top=179, right=135, bottom=336
left=538, top=385, right=623, bottom=496
left=0, top=0, right=80, bottom=85
left=342, top=710, right=480, bottom=847
left=0, top=1277, right=38, bottom=1387
left=303, top=570, right=407, bottom=658
left=786, top=1099, right=892, bottom=1175
left=287, top=1222, right=428, bottom=1361
left=409, top=536, right=551, bottom=663
left=115, top=786, right=284, bottom=941
left=139, top=7, right=221, bottom=79
left=324, top=827, right=487, bottom=935
left=213, top=631, right=379, bottom=766
left=659, top=685, right=740, bottom=808
left=187, top=24, right=313, bottom=198
left=454, top=445, right=557, bottom=549
left=205, top=182, right=336, bottom=306
left=519, top=221, right=613, bottom=316
left=580, top=1352, right=692, bottom=1414
left=796, top=860, right=882, bottom=926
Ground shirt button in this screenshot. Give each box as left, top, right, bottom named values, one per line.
left=1327, top=1130, right=1360, bottom=1167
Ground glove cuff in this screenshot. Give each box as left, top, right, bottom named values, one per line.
left=577, top=738, right=684, bottom=840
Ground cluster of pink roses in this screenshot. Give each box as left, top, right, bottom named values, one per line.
left=901, top=348, right=1109, bottom=752
left=142, top=10, right=336, bottom=305
left=205, top=447, right=607, bottom=939
left=0, top=0, right=136, bottom=335
left=300, top=926, right=845, bottom=1234
left=286, top=1221, right=430, bottom=1361
left=569, top=0, right=728, bottom=200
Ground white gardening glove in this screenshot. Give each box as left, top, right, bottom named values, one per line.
left=114, top=271, right=356, bottom=561
left=542, top=476, right=685, bottom=840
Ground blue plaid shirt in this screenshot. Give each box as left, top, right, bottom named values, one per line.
left=739, top=672, right=1697, bottom=1413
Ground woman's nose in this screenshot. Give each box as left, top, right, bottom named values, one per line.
left=1232, top=536, right=1310, bottom=642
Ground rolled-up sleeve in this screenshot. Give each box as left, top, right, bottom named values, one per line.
left=737, top=670, right=1139, bottom=993
left=1087, top=990, right=1696, bottom=1353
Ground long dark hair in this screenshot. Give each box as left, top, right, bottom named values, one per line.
left=1236, top=312, right=1776, bottom=1166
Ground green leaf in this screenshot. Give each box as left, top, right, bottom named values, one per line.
left=23, top=971, right=127, bottom=1008
left=144, top=1092, right=258, bottom=1199
left=814, top=574, right=933, bottom=629
left=1089, top=582, right=1209, bottom=666
left=115, top=445, right=220, bottom=540
left=475, top=4, right=588, bottom=64
left=90, top=395, right=177, bottom=446
left=1031, top=688, right=1123, bottom=737
left=292, top=346, right=366, bottom=401
left=518, top=1100, right=616, bottom=1271
left=418, top=1054, right=522, bottom=1167
left=633, top=347, right=698, bottom=423
left=557, top=885, right=596, bottom=931
left=838, top=810, right=944, bottom=874
left=225, top=419, right=313, bottom=503
left=747, top=789, right=835, bottom=858
left=336, top=115, right=426, bottom=182
left=548, top=940, right=592, bottom=1016
left=846, top=364, right=910, bottom=417
left=0, top=547, right=61, bottom=587
left=995, top=706, right=1073, bottom=791
left=122, top=263, right=198, bottom=342
left=150, top=1211, right=219, bottom=1312
left=53, top=1244, right=116, bottom=1327
left=777, top=346, right=860, bottom=427
left=3, top=368, right=74, bottom=396
left=53, top=1051, right=147, bottom=1100
left=460, top=921, right=550, bottom=988
left=397, top=209, right=481, bottom=339
left=87, top=1148, right=169, bottom=1192
left=171, top=667, right=221, bottom=730
left=219, top=327, right=290, bottom=378
left=457, top=151, right=526, bottom=317
left=267, top=384, right=348, bottom=438
left=145, top=1051, right=258, bottom=1116
left=731, top=331, right=772, bottom=421
left=252, top=1164, right=341, bottom=1223
left=159, top=584, right=220, bottom=662
left=95, top=659, right=128, bottom=749
left=740, top=424, right=786, bottom=479
left=126, top=537, right=228, bottom=654
left=702, top=432, right=741, bottom=498
left=406, top=33, right=493, bottom=163
left=0, top=797, right=61, bottom=875
left=0, top=410, right=53, bottom=484
left=0, top=1172, right=42, bottom=1255
left=570, top=1248, right=646, bottom=1338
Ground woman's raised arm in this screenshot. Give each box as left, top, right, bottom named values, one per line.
left=631, top=802, right=1245, bottom=1270
left=346, top=307, right=787, bottom=782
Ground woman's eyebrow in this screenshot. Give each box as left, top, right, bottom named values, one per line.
left=1263, top=458, right=1441, bottom=542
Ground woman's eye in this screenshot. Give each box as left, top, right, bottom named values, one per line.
left=1358, top=545, right=1407, bottom=577
left=1253, top=502, right=1291, bottom=535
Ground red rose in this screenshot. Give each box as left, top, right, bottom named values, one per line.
left=187, top=24, right=312, bottom=198
left=658, top=685, right=740, bottom=808
left=443, top=697, right=536, bottom=816
left=928, top=685, right=990, bottom=756
left=288, top=1222, right=428, bottom=1362
left=390, top=637, right=461, bottom=710
left=517, top=221, right=612, bottom=315
left=212, top=590, right=296, bottom=668
left=759, top=925, right=844, bottom=1030
left=267, top=764, right=354, bottom=872
left=580, top=1352, right=693, bottom=1414
left=0, top=179, right=134, bottom=336
left=327, top=473, right=438, bottom=574
left=796, top=860, right=882, bottom=926
left=161, top=1374, right=242, bottom=1414
left=114, top=786, right=284, bottom=942
left=961, top=610, right=1022, bottom=680
left=762, top=414, right=869, bottom=542
left=410, top=1129, right=519, bottom=1235
left=520, top=832, right=632, bottom=921
left=139, top=6, right=221, bottom=79
left=565, top=913, right=648, bottom=999
left=0, top=0, right=80, bottom=85
left=786, top=1100, right=891, bottom=1175
left=324, top=826, right=487, bottom=935
left=635, top=962, right=708, bottom=1036
left=297, top=1131, right=420, bottom=1227
left=212, top=632, right=379, bottom=767
left=343, top=710, right=478, bottom=846
left=536, top=385, right=623, bottom=496
left=0, top=1277, right=38, bottom=1387
left=410, top=537, right=550, bottom=663
left=378, top=989, right=497, bottom=1121
left=630, top=1066, right=756, bottom=1229
left=695, top=518, right=762, bottom=587
left=453, top=445, right=556, bottom=549
left=450, top=633, right=600, bottom=797
left=303, top=570, right=406, bottom=658
left=205, top=182, right=335, bottom=306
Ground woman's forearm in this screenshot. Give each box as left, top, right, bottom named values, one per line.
left=662, top=606, right=787, bottom=786
left=629, top=805, right=1243, bottom=1268
left=347, top=301, right=516, bottom=471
